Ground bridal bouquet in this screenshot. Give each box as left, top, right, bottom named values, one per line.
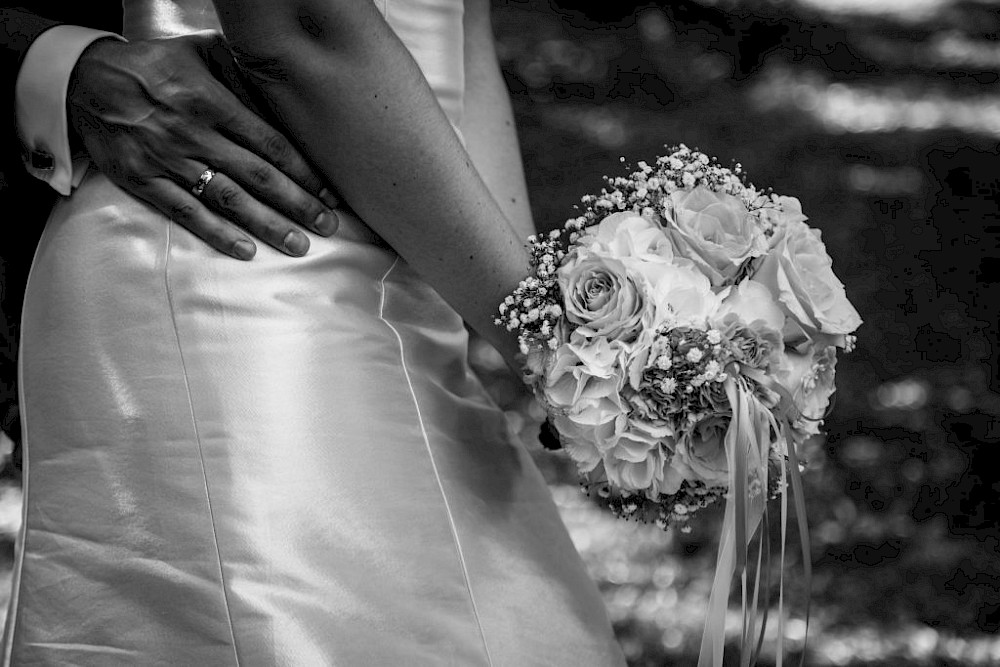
left=497, top=144, right=861, bottom=663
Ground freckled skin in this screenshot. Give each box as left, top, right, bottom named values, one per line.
left=211, top=0, right=532, bottom=366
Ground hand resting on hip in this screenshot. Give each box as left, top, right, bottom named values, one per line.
left=67, top=31, right=341, bottom=260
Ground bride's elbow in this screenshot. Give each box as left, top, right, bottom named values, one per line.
left=226, top=4, right=369, bottom=86
left=226, top=1, right=372, bottom=55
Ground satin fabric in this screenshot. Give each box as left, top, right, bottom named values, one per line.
left=3, top=0, right=625, bottom=664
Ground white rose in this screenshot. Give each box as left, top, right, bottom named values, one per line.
left=599, top=420, right=674, bottom=492
left=714, top=279, right=785, bottom=335
left=664, top=186, right=768, bottom=287
left=673, top=415, right=731, bottom=486
left=577, top=212, right=677, bottom=265
left=643, top=262, right=721, bottom=331
left=752, top=220, right=862, bottom=348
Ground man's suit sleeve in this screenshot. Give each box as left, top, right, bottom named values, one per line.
left=1, top=7, right=61, bottom=186
left=0, top=8, right=61, bottom=450
left=4, top=8, right=123, bottom=196
left=16, top=25, right=124, bottom=195
left=0, top=7, right=122, bottom=451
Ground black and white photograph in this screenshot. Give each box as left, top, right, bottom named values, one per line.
left=1, top=0, right=997, bottom=664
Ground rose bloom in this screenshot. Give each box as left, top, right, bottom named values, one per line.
left=664, top=186, right=768, bottom=287
left=594, top=419, right=673, bottom=492
left=645, top=262, right=720, bottom=330
left=557, top=250, right=650, bottom=342
left=577, top=212, right=678, bottom=266
left=778, top=344, right=838, bottom=438
left=715, top=280, right=784, bottom=337
left=752, top=219, right=862, bottom=349
left=604, top=440, right=671, bottom=494
left=672, top=415, right=731, bottom=486
left=604, top=448, right=668, bottom=494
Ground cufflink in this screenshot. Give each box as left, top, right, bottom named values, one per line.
left=24, top=148, right=55, bottom=171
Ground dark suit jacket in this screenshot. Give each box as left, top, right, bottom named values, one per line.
left=0, top=5, right=123, bottom=463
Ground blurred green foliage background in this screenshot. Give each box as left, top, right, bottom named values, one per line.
left=3, top=0, right=999, bottom=665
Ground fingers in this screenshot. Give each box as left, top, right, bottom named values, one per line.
left=206, top=141, right=340, bottom=238
left=75, top=33, right=343, bottom=257
left=183, top=33, right=337, bottom=208
left=141, top=177, right=259, bottom=260
left=189, top=167, right=314, bottom=257
left=211, top=86, right=339, bottom=209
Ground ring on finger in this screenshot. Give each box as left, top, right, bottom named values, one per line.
left=191, top=168, right=217, bottom=198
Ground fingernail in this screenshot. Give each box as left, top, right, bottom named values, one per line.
left=234, top=240, right=256, bottom=260
left=283, top=230, right=309, bottom=256
left=313, top=210, right=339, bottom=236
left=318, top=188, right=339, bottom=208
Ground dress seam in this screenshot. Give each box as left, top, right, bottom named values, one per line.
left=377, top=258, right=495, bottom=667
left=163, top=224, right=242, bottom=666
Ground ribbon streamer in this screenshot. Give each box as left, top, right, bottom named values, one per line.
left=697, top=377, right=812, bottom=667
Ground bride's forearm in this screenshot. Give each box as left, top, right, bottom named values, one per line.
left=211, top=0, right=528, bottom=364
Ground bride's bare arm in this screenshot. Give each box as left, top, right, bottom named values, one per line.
left=461, top=0, right=534, bottom=241
left=210, top=0, right=529, bottom=364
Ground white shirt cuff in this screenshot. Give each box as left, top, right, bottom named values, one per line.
left=15, top=26, right=125, bottom=197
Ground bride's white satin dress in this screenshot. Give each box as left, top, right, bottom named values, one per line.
left=4, top=0, right=625, bottom=665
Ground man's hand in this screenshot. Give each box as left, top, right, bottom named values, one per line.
left=66, top=31, right=339, bottom=260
